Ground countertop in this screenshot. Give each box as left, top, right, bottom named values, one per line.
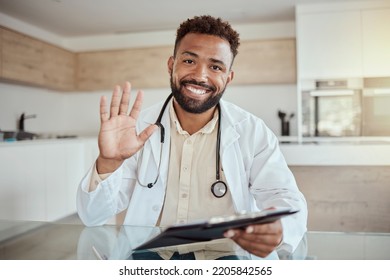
left=2, top=136, right=390, bottom=165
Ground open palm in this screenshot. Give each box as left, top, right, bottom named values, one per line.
left=97, top=82, right=157, bottom=173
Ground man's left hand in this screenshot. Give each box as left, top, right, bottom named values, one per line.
left=224, top=219, right=283, bottom=258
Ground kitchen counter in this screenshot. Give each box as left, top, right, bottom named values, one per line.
left=2, top=136, right=390, bottom=166
left=0, top=138, right=99, bottom=222
left=280, top=142, right=390, bottom=166
left=0, top=136, right=97, bottom=147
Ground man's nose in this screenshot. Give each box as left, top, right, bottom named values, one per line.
left=192, top=64, right=208, bottom=82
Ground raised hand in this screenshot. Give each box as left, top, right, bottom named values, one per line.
left=96, top=82, right=158, bottom=174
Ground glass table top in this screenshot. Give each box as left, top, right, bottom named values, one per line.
left=0, top=219, right=389, bottom=260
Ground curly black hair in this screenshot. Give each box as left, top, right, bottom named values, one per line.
left=174, top=15, right=240, bottom=61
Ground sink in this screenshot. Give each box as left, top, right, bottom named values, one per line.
left=1, top=131, right=37, bottom=141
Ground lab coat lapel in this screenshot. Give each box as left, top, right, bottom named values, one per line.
left=141, top=103, right=171, bottom=185
left=219, top=101, right=250, bottom=212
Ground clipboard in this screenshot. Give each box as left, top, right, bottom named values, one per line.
left=134, top=208, right=299, bottom=251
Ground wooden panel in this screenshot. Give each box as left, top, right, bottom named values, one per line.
left=290, top=166, right=390, bottom=233
left=1, top=28, right=44, bottom=85
left=76, top=45, right=172, bottom=90
left=232, top=39, right=296, bottom=85
left=43, top=43, right=75, bottom=91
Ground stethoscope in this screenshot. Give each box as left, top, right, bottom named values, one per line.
left=136, top=94, right=228, bottom=198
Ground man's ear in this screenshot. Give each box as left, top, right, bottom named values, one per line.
left=167, top=56, right=174, bottom=75
left=226, top=70, right=234, bottom=85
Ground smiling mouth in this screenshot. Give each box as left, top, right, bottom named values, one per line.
left=182, top=81, right=215, bottom=96
left=186, top=85, right=208, bottom=95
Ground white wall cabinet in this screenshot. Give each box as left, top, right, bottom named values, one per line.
left=0, top=139, right=98, bottom=222
left=362, top=9, right=390, bottom=77
left=297, top=10, right=363, bottom=79
left=297, top=4, right=390, bottom=80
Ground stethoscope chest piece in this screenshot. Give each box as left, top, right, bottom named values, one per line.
left=211, top=180, right=228, bottom=198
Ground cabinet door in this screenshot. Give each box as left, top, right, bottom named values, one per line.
left=362, top=9, right=390, bottom=77
left=0, top=145, right=46, bottom=221
left=43, top=43, right=76, bottom=91
left=1, top=29, right=44, bottom=85
left=76, top=46, right=172, bottom=90
left=233, top=39, right=296, bottom=84
left=297, top=11, right=363, bottom=79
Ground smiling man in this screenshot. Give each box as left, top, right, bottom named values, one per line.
left=77, top=15, right=307, bottom=260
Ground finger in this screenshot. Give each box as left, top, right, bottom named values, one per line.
left=225, top=226, right=281, bottom=247
left=138, top=124, right=159, bottom=145
left=246, top=220, right=282, bottom=235
left=100, top=95, right=109, bottom=123
left=225, top=230, right=276, bottom=257
left=129, top=90, right=144, bottom=120
left=119, top=81, right=131, bottom=115
left=110, top=85, right=121, bottom=117
left=235, top=237, right=276, bottom=257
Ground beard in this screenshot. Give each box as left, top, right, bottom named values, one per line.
left=170, top=76, right=226, bottom=114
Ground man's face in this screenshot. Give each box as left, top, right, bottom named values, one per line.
left=168, top=33, right=234, bottom=114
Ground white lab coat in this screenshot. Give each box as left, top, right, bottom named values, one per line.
left=77, top=99, right=308, bottom=257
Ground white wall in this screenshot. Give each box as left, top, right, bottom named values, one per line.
left=0, top=83, right=66, bottom=135
left=0, top=82, right=297, bottom=137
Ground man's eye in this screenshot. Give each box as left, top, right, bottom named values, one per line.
left=184, top=59, right=194, bottom=64
left=211, top=65, right=222, bottom=71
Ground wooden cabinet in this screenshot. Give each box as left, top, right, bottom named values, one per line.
left=1, top=28, right=45, bottom=86
left=0, top=26, right=296, bottom=91
left=43, top=43, right=75, bottom=91
left=77, top=39, right=296, bottom=91
left=0, top=27, right=75, bottom=91
left=297, top=10, right=363, bottom=79
left=362, top=9, right=390, bottom=77
left=233, top=39, right=296, bottom=84
left=76, top=46, right=172, bottom=90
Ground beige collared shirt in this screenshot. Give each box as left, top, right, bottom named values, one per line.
left=156, top=100, right=240, bottom=259
left=159, top=100, right=235, bottom=226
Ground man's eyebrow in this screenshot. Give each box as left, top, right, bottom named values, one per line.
left=181, top=51, right=198, bottom=58
left=209, top=58, right=226, bottom=67
left=181, top=51, right=227, bottom=67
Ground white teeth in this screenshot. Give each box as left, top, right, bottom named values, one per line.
left=187, top=86, right=206, bottom=95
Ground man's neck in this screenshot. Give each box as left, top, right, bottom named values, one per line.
left=172, top=100, right=217, bottom=135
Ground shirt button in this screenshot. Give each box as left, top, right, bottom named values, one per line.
left=181, top=193, right=188, bottom=198
left=187, top=139, right=192, bottom=145
left=183, top=166, right=188, bottom=172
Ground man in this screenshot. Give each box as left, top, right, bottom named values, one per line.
left=77, top=15, right=307, bottom=260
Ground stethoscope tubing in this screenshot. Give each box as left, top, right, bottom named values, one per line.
left=137, top=94, right=228, bottom=198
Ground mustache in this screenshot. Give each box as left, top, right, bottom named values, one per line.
left=180, top=79, right=216, bottom=92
